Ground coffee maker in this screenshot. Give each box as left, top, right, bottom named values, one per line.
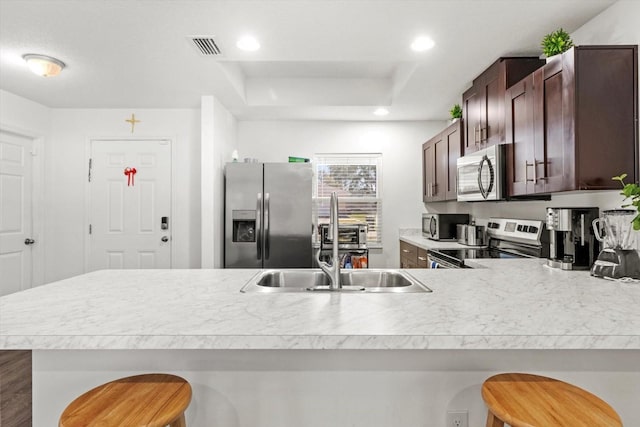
left=591, top=209, right=640, bottom=279
left=546, top=207, right=600, bottom=270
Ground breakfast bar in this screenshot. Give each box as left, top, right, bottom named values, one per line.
left=2, top=259, right=640, bottom=426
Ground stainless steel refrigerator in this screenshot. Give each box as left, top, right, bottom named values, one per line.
left=224, top=162, right=313, bottom=268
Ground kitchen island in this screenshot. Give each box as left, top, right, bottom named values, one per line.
left=1, top=260, right=639, bottom=426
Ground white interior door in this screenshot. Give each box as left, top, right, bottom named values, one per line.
left=89, top=140, right=171, bottom=270
left=0, top=132, right=33, bottom=296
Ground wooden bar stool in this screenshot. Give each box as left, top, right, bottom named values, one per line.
left=482, top=373, right=622, bottom=427
left=59, top=373, right=192, bottom=427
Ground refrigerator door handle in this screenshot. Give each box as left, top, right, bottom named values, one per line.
left=264, top=192, right=270, bottom=260
left=256, top=192, right=262, bottom=260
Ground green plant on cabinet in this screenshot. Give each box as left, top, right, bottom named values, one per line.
left=449, top=104, right=462, bottom=119
left=541, top=28, right=574, bottom=58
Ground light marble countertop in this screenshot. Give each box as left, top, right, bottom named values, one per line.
left=1, top=259, right=640, bottom=350
left=398, top=228, right=485, bottom=250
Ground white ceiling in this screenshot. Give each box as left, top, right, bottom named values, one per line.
left=0, top=0, right=615, bottom=121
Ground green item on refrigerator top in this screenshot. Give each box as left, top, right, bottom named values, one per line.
left=288, top=156, right=310, bottom=163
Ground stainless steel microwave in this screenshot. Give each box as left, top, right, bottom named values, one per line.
left=456, top=144, right=506, bottom=201
left=422, top=213, right=469, bottom=241
left=319, top=224, right=368, bottom=250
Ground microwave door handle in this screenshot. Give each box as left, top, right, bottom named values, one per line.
left=477, top=161, right=487, bottom=199
left=486, top=157, right=495, bottom=195
left=477, top=155, right=495, bottom=200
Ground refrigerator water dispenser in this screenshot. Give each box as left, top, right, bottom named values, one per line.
left=232, top=210, right=256, bottom=242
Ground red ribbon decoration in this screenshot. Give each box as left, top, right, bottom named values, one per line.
left=124, top=167, right=137, bottom=186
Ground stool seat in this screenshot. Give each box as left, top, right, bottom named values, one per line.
left=59, top=373, right=191, bottom=427
left=482, top=373, right=622, bottom=427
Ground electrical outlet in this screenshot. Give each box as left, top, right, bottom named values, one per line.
left=446, top=410, right=468, bottom=427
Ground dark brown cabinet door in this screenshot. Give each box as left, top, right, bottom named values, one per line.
left=400, top=241, right=418, bottom=268
left=481, top=64, right=502, bottom=148
left=533, top=58, right=567, bottom=193
left=432, top=136, right=445, bottom=201
left=422, top=140, right=433, bottom=202
left=573, top=46, right=637, bottom=189
left=423, top=121, right=462, bottom=202
left=505, top=75, right=535, bottom=196
left=444, top=122, right=462, bottom=200
left=417, top=248, right=429, bottom=268
left=422, top=133, right=444, bottom=202
left=462, top=87, right=482, bottom=154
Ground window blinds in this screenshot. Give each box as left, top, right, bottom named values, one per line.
left=313, top=153, right=383, bottom=246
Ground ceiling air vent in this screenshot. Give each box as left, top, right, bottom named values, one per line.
left=189, top=36, right=222, bottom=56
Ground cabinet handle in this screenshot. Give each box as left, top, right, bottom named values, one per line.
left=525, top=161, right=535, bottom=182
left=535, top=159, right=547, bottom=181
left=402, top=249, right=410, bottom=253
left=475, top=125, right=481, bottom=145
left=527, top=159, right=548, bottom=183
left=418, top=256, right=427, bottom=261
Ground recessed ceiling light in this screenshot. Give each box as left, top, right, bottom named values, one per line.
left=411, top=36, right=435, bottom=52
left=374, top=107, right=389, bottom=116
left=236, top=35, right=260, bottom=52
left=22, top=54, right=65, bottom=77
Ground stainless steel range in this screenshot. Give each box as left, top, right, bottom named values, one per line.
left=427, top=218, right=549, bottom=268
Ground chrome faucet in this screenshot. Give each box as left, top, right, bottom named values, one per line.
left=316, top=192, right=341, bottom=290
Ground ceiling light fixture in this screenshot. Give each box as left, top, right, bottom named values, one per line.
left=236, top=36, right=260, bottom=52
left=22, top=54, right=66, bottom=77
left=411, top=36, right=435, bottom=52
left=374, top=107, right=389, bottom=116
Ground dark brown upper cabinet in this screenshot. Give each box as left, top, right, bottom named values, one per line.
left=422, top=131, right=444, bottom=202
left=506, top=45, right=638, bottom=197
left=462, top=57, right=545, bottom=155
left=423, top=120, right=462, bottom=202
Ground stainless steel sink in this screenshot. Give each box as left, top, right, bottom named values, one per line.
left=241, top=269, right=432, bottom=293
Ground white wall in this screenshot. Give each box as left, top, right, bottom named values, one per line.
left=237, top=120, right=445, bottom=268
left=201, top=96, right=237, bottom=268
left=48, top=108, right=200, bottom=282
left=0, top=89, right=50, bottom=135
left=571, top=0, right=640, bottom=46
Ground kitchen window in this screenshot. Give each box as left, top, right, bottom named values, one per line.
left=313, top=153, right=382, bottom=247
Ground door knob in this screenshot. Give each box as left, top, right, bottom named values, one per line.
left=161, top=236, right=169, bottom=242
left=24, top=238, right=35, bottom=245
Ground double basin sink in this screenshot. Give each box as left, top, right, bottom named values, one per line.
left=241, top=269, right=432, bottom=293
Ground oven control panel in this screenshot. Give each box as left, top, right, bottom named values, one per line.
left=486, top=218, right=545, bottom=245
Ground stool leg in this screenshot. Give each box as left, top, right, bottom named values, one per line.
left=170, top=413, right=187, bottom=427
left=486, top=411, right=504, bottom=427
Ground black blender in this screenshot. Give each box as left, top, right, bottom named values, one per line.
left=590, top=209, right=640, bottom=279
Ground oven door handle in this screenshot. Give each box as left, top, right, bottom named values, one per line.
left=427, top=252, right=463, bottom=269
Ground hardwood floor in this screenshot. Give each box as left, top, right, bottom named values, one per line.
left=0, top=350, right=32, bottom=427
